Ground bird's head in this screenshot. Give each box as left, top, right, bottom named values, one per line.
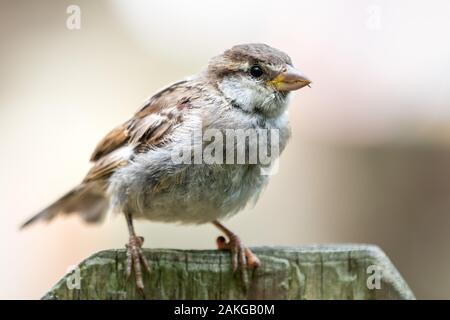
left=206, top=43, right=311, bottom=118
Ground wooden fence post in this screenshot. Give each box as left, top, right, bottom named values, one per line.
left=43, top=244, right=414, bottom=300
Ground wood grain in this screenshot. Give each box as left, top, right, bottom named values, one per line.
left=42, top=244, right=415, bottom=300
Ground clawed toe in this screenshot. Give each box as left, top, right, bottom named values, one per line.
left=216, top=234, right=260, bottom=286
left=125, top=235, right=151, bottom=292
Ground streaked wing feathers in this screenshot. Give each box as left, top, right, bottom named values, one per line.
left=84, top=80, right=195, bottom=183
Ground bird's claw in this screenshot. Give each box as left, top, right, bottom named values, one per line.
left=216, top=234, right=260, bottom=286
left=125, top=235, right=151, bottom=294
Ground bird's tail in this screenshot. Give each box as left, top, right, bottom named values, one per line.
left=20, top=183, right=109, bottom=229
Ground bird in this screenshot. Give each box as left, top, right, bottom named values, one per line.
left=21, top=43, right=311, bottom=292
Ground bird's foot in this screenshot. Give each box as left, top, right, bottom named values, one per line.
left=125, top=235, right=151, bottom=296
left=216, top=233, right=260, bottom=286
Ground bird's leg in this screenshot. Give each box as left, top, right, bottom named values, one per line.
left=125, top=212, right=150, bottom=295
left=212, top=220, right=260, bottom=284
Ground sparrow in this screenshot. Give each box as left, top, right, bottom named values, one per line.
left=21, top=43, right=311, bottom=292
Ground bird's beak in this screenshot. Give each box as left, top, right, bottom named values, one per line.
left=269, top=65, right=311, bottom=92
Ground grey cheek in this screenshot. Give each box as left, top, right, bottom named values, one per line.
left=218, top=79, right=254, bottom=112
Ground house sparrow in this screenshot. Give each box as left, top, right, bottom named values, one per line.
left=21, top=43, right=311, bottom=292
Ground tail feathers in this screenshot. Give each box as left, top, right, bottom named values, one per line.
left=20, top=184, right=109, bottom=229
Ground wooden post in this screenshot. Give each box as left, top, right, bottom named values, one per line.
left=43, top=244, right=414, bottom=300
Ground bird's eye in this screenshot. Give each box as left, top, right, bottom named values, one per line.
left=249, top=65, right=264, bottom=78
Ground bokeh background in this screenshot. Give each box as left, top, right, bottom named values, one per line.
left=1, top=0, right=450, bottom=299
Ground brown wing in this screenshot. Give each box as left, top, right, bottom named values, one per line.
left=89, top=121, right=131, bottom=162
left=83, top=80, right=197, bottom=183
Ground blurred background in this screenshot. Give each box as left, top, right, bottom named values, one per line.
left=1, top=0, right=450, bottom=299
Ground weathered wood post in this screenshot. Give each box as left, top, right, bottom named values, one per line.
left=43, top=244, right=414, bottom=300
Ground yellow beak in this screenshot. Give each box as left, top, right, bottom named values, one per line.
left=269, top=65, right=311, bottom=92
